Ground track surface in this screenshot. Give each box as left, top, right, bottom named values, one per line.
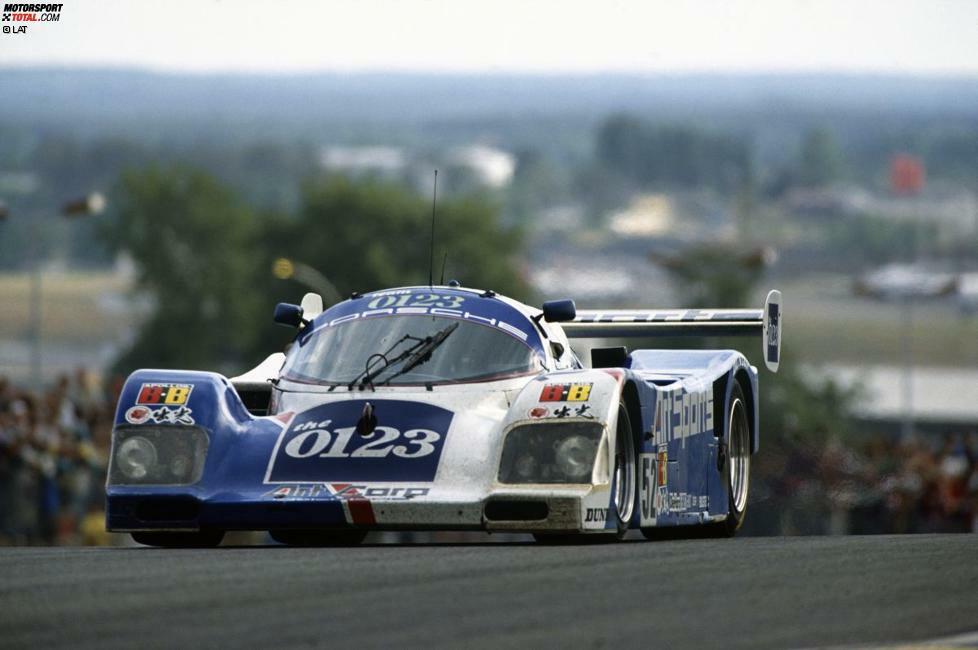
left=1, top=535, right=976, bottom=649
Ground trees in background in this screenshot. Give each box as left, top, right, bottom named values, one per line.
left=798, top=127, right=846, bottom=187
left=104, top=167, right=263, bottom=372
left=106, top=169, right=528, bottom=373
left=596, top=115, right=751, bottom=193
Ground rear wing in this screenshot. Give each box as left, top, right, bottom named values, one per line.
left=561, top=290, right=782, bottom=372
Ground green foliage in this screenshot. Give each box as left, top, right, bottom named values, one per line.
left=799, top=127, right=846, bottom=187
left=652, top=245, right=768, bottom=309
left=596, top=114, right=750, bottom=192
left=103, top=167, right=263, bottom=372
left=105, top=169, right=529, bottom=373
left=266, top=175, right=529, bottom=300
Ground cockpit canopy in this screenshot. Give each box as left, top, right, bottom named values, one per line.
left=282, top=313, right=542, bottom=386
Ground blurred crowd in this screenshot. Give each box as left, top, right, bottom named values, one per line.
left=751, top=432, right=978, bottom=536
left=0, top=371, right=120, bottom=546
left=1, top=371, right=977, bottom=545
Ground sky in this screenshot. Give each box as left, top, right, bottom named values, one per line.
left=0, top=0, right=976, bottom=75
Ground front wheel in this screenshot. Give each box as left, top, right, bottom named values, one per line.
left=611, top=402, right=637, bottom=540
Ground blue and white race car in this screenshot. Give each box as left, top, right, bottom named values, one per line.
left=106, top=285, right=782, bottom=546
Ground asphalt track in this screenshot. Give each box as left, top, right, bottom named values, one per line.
left=1, top=534, right=976, bottom=649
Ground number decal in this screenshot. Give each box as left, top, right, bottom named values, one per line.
left=367, top=295, right=397, bottom=309
left=318, top=427, right=355, bottom=457
left=284, top=429, right=332, bottom=458
left=640, top=455, right=653, bottom=519
left=435, top=295, right=465, bottom=308
left=366, top=293, right=467, bottom=310
left=269, top=400, right=453, bottom=483
left=392, top=429, right=441, bottom=458
left=284, top=426, right=443, bottom=460
left=412, top=294, right=439, bottom=306
left=350, top=427, right=400, bottom=457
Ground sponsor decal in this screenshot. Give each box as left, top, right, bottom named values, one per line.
left=539, top=382, right=592, bottom=402
left=584, top=507, right=608, bottom=523
left=125, top=405, right=195, bottom=425
left=767, top=303, right=780, bottom=364
left=265, top=483, right=430, bottom=501
left=528, top=406, right=549, bottom=418
left=654, top=387, right=713, bottom=443
left=136, top=383, right=193, bottom=406
left=552, top=404, right=593, bottom=419
left=265, top=399, right=453, bottom=483
left=657, top=449, right=668, bottom=486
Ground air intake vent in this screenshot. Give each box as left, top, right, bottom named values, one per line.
left=484, top=499, right=549, bottom=522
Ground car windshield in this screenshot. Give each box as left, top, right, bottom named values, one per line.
left=282, top=315, right=541, bottom=386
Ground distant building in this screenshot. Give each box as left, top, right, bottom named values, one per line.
left=448, top=145, right=515, bottom=189
left=825, top=364, right=978, bottom=435
left=319, top=146, right=406, bottom=177
left=608, top=194, right=675, bottom=237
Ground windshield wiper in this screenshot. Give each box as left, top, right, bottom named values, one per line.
left=378, top=322, right=459, bottom=386
left=347, top=333, right=425, bottom=391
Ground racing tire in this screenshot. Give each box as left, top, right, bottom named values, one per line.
left=269, top=529, right=368, bottom=547
left=711, top=381, right=751, bottom=537
left=131, top=530, right=225, bottom=548
left=611, top=402, right=637, bottom=540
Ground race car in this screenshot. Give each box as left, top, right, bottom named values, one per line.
left=105, top=284, right=782, bottom=546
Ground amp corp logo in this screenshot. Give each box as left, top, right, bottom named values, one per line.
left=3, top=3, right=63, bottom=35
left=265, top=483, right=430, bottom=501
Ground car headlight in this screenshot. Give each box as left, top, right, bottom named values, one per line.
left=117, top=436, right=157, bottom=479
left=108, top=426, right=209, bottom=486
left=554, top=435, right=595, bottom=482
left=498, top=422, right=603, bottom=484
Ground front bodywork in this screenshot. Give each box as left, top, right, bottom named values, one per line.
left=106, top=287, right=761, bottom=537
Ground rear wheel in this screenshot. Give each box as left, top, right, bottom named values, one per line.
left=716, top=382, right=751, bottom=536
left=131, top=530, right=225, bottom=548
left=269, top=529, right=367, bottom=547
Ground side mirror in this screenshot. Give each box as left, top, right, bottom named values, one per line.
left=542, top=299, right=576, bottom=323
left=273, top=303, right=304, bottom=328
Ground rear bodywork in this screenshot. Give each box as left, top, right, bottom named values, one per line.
left=106, top=286, right=776, bottom=537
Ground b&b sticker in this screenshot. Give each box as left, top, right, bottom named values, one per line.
left=265, top=400, right=453, bottom=483
left=137, top=383, right=193, bottom=405
left=539, top=382, right=592, bottom=402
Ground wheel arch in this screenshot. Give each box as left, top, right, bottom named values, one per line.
left=733, top=367, right=757, bottom=454
left=713, top=366, right=759, bottom=455
left=621, top=379, right=643, bottom=443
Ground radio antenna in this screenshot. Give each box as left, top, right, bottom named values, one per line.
left=428, top=169, right=438, bottom=287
